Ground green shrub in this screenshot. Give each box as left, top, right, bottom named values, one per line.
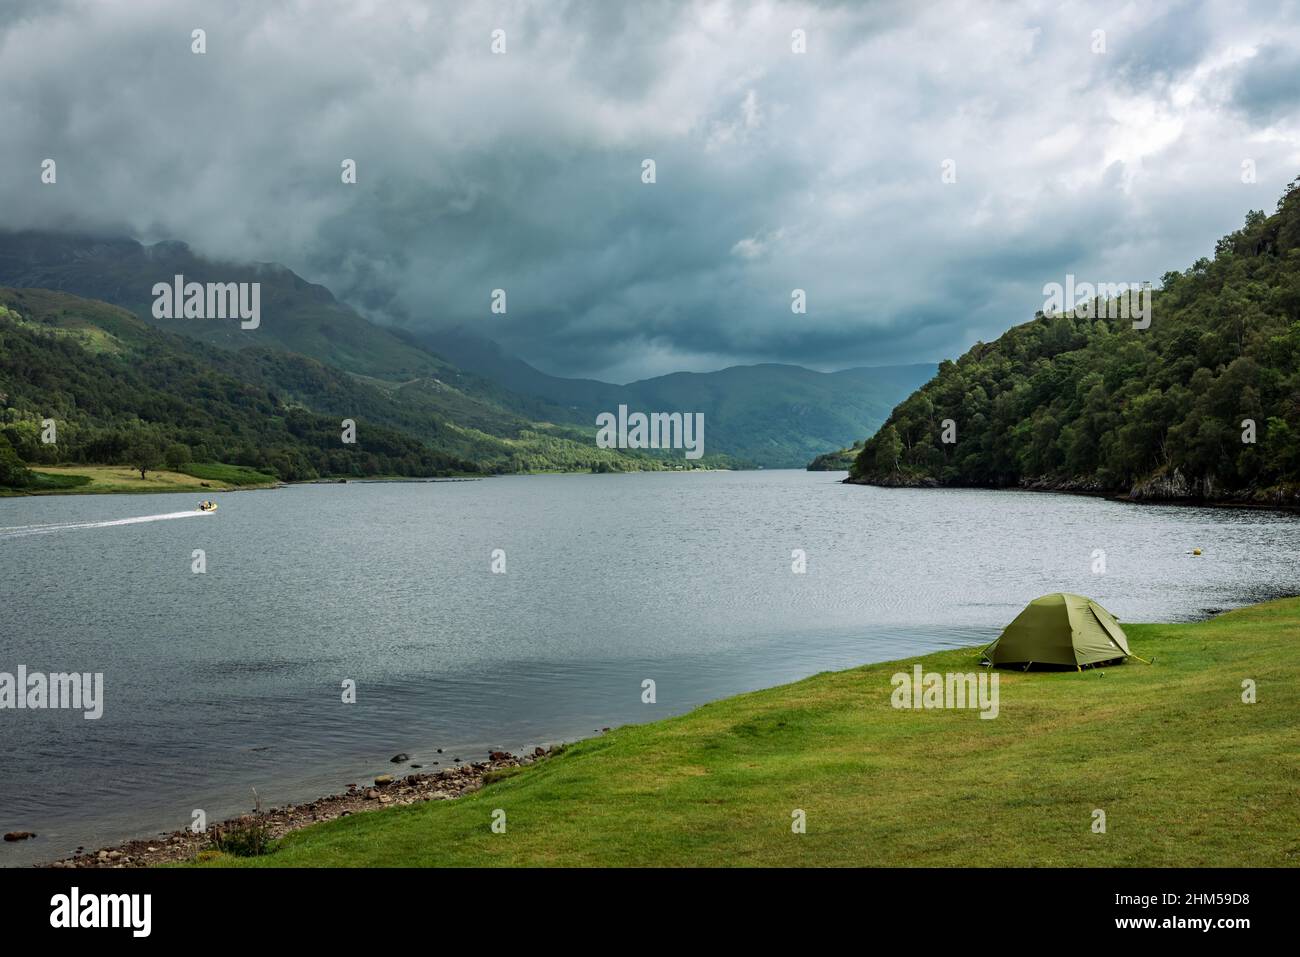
left=164, top=443, right=193, bottom=470
left=209, top=819, right=273, bottom=858
left=0, top=433, right=33, bottom=487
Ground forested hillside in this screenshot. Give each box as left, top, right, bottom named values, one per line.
left=0, top=289, right=475, bottom=481
left=0, top=288, right=727, bottom=484
left=807, top=442, right=863, bottom=471
left=850, top=178, right=1300, bottom=503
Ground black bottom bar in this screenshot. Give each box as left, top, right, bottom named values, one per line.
left=0, top=867, right=1285, bottom=941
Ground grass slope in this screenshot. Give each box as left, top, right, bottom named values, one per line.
left=0, top=470, right=91, bottom=496
left=194, top=598, right=1300, bottom=867
left=179, top=463, right=280, bottom=486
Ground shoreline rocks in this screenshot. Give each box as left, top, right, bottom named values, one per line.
left=38, top=748, right=552, bottom=869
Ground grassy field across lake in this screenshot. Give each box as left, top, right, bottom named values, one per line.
left=4, top=463, right=278, bottom=496
left=194, top=598, right=1299, bottom=867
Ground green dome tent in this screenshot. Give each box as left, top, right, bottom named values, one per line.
left=982, top=593, right=1140, bottom=669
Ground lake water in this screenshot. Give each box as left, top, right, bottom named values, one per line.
left=2, top=470, right=1297, bottom=865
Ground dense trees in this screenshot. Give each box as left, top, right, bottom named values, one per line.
left=164, top=443, right=192, bottom=470
left=851, top=178, right=1300, bottom=501
left=0, top=432, right=32, bottom=487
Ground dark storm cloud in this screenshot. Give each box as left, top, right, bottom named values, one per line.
left=1231, top=42, right=1300, bottom=124
left=2, top=0, right=1299, bottom=381
left=1105, top=0, right=1214, bottom=87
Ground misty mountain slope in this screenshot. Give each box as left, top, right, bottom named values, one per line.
left=0, top=231, right=650, bottom=455
left=849, top=178, right=1300, bottom=503
left=0, top=232, right=457, bottom=379
left=425, top=327, right=935, bottom=467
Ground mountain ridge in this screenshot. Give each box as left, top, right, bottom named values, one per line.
left=422, top=326, right=935, bottom=468
left=0, top=229, right=933, bottom=473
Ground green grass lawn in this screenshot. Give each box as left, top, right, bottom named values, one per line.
left=2, top=462, right=278, bottom=496
left=0, top=470, right=93, bottom=495
left=192, top=598, right=1300, bottom=868
left=178, top=462, right=279, bottom=486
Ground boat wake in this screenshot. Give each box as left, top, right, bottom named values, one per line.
left=0, top=509, right=215, bottom=540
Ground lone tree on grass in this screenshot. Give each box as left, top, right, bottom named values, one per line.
left=129, top=437, right=164, bottom=480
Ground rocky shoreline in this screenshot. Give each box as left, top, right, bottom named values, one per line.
left=35, top=747, right=554, bottom=869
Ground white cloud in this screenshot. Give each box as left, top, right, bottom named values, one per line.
left=731, top=227, right=784, bottom=260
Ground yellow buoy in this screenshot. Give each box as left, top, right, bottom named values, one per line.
left=1192, top=548, right=1202, bottom=556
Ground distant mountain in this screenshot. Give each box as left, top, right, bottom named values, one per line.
left=0, top=233, right=742, bottom=476
left=848, top=177, right=1300, bottom=505
left=424, top=327, right=935, bottom=468
left=0, top=230, right=923, bottom=474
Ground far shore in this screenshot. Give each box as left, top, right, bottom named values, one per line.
left=1, top=463, right=738, bottom=499
left=1, top=464, right=284, bottom=498
left=842, top=473, right=1300, bottom=513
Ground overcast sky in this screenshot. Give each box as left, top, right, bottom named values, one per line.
left=3, top=0, right=1300, bottom=381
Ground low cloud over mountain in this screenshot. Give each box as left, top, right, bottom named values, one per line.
left=4, top=0, right=1299, bottom=379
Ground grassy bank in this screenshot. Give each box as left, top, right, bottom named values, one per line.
left=194, top=598, right=1299, bottom=867
left=2, top=463, right=278, bottom=496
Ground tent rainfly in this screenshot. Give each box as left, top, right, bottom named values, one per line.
left=982, top=593, right=1140, bottom=669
